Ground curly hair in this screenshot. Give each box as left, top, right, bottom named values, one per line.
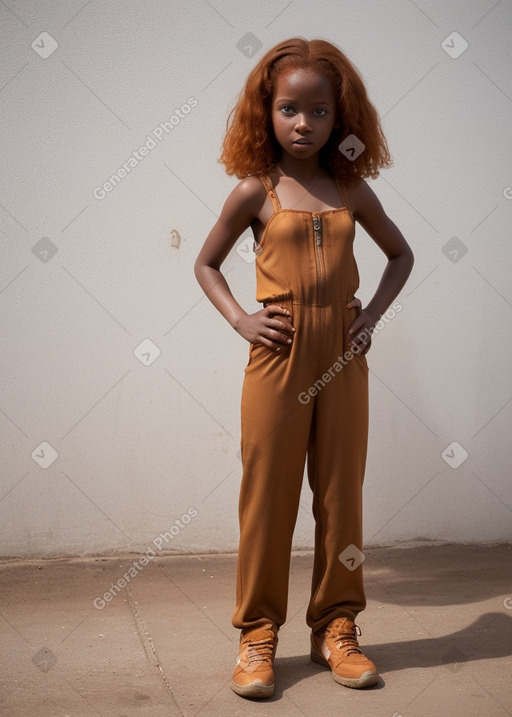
left=219, top=37, right=392, bottom=183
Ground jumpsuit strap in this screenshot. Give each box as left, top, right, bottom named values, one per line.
left=336, top=180, right=355, bottom=222
left=258, top=173, right=282, bottom=212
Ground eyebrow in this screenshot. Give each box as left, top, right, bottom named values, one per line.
left=274, top=98, right=331, bottom=105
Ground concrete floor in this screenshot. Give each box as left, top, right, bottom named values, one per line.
left=0, top=544, right=511, bottom=717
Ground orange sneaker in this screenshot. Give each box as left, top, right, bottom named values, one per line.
left=230, top=621, right=278, bottom=699
left=310, top=617, right=378, bottom=689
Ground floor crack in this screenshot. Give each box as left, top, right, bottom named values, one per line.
left=125, top=585, right=184, bottom=715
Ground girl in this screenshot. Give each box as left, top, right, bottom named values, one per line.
left=194, top=37, right=414, bottom=699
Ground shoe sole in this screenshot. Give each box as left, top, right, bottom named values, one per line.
left=310, top=647, right=379, bottom=689
left=230, top=679, right=274, bottom=699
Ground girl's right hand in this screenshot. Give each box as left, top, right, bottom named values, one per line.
left=235, top=305, right=295, bottom=351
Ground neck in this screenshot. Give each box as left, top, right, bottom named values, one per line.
left=276, top=153, right=326, bottom=182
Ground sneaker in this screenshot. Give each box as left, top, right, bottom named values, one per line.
left=230, top=621, right=278, bottom=699
left=310, top=617, right=378, bottom=688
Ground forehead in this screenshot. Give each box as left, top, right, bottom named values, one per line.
left=272, top=67, right=335, bottom=100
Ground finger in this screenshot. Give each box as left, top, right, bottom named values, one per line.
left=268, top=317, right=295, bottom=335
left=361, top=340, right=371, bottom=355
left=346, top=297, right=362, bottom=309
left=357, top=332, right=372, bottom=352
left=257, top=335, right=286, bottom=352
left=265, top=326, right=294, bottom=345
left=350, top=331, right=371, bottom=353
left=265, top=304, right=292, bottom=318
left=348, top=316, right=364, bottom=335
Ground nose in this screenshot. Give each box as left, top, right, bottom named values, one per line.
left=294, top=114, right=312, bottom=133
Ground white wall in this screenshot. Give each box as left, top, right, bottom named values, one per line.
left=1, top=0, right=511, bottom=557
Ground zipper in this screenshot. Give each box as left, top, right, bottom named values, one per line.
left=312, top=214, right=326, bottom=305
left=313, top=215, right=322, bottom=247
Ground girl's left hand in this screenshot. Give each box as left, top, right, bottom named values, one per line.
left=347, top=297, right=375, bottom=356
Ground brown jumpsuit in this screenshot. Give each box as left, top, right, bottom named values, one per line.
left=232, top=173, right=369, bottom=635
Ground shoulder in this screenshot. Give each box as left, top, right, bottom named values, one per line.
left=344, top=177, right=385, bottom=221
left=229, top=174, right=267, bottom=205
left=218, top=174, right=268, bottom=224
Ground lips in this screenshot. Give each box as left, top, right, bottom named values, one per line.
left=293, top=139, right=313, bottom=145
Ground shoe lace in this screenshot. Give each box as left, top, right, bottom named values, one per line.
left=243, top=636, right=275, bottom=665
left=328, top=623, right=363, bottom=657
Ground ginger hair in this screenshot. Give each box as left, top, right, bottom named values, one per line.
left=219, top=37, right=392, bottom=183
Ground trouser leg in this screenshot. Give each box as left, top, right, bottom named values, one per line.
left=232, top=316, right=315, bottom=630
left=306, top=355, right=369, bottom=633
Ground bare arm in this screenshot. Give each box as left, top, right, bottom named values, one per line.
left=194, top=177, right=295, bottom=350
left=346, top=178, right=414, bottom=352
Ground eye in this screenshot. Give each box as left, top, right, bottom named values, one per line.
left=280, top=105, right=294, bottom=114
left=314, top=108, right=328, bottom=117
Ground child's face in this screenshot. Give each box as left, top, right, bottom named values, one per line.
left=271, top=67, right=338, bottom=162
